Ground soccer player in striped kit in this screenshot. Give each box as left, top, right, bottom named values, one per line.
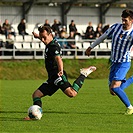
left=86, top=9, right=133, bottom=115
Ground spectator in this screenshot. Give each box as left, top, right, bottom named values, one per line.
left=102, top=24, right=110, bottom=39
left=69, top=20, right=78, bottom=35
left=44, top=19, right=51, bottom=27
left=5, top=33, right=14, bottom=49
left=85, top=21, right=95, bottom=39
left=102, top=24, right=110, bottom=33
left=58, top=32, right=69, bottom=48
left=0, top=21, right=4, bottom=34
left=60, top=25, right=68, bottom=38
left=0, top=21, right=4, bottom=48
left=95, top=27, right=103, bottom=38
left=58, top=32, right=69, bottom=55
left=0, top=35, right=3, bottom=48
left=2, top=19, right=15, bottom=38
left=85, top=22, right=94, bottom=33
left=51, top=19, right=61, bottom=37
left=96, top=23, right=103, bottom=31
left=0, top=40, right=3, bottom=48
left=51, top=31, right=59, bottom=40
left=67, top=31, right=78, bottom=55
left=17, top=18, right=29, bottom=38
left=85, top=28, right=95, bottom=39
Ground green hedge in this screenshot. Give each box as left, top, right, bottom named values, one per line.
left=0, top=59, right=133, bottom=80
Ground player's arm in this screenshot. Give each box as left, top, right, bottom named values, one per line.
left=86, top=33, right=108, bottom=56
left=32, top=32, right=42, bottom=40
left=55, top=55, right=64, bottom=76
left=32, top=32, right=46, bottom=43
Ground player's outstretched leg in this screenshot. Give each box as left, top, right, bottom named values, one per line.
left=80, top=66, right=96, bottom=77
left=71, top=66, right=96, bottom=93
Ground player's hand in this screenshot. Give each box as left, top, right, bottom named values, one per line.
left=58, top=71, right=63, bottom=77
left=85, top=47, right=92, bottom=56
left=32, top=32, right=39, bottom=38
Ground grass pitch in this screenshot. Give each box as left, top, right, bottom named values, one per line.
left=0, top=79, right=133, bottom=133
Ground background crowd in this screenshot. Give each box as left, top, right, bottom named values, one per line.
left=0, top=18, right=110, bottom=51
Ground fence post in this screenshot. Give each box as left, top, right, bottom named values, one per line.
left=13, top=44, right=16, bottom=59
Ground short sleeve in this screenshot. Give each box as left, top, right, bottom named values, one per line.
left=50, top=45, right=61, bottom=57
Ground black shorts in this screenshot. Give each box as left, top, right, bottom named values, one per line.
left=38, top=71, right=71, bottom=96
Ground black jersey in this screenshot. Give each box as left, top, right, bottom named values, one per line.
left=44, top=39, right=62, bottom=77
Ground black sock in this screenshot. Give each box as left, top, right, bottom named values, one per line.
left=33, top=97, right=42, bottom=107
left=72, top=74, right=85, bottom=92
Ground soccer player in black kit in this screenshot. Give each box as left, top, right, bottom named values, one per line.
left=24, top=26, right=96, bottom=120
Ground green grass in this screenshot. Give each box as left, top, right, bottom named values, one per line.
left=1, top=59, right=133, bottom=80
left=0, top=79, right=133, bottom=133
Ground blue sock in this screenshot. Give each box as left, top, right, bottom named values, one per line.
left=121, top=76, right=133, bottom=90
left=112, top=87, right=131, bottom=107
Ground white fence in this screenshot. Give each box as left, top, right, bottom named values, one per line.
left=1, top=35, right=133, bottom=60
left=0, top=35, right=113, bottom=59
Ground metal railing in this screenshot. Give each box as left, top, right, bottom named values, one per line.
left=0, top=38, right=112, bottom=59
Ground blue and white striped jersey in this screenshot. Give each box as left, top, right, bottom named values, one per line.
left=105, top=23, right=133, bottom=62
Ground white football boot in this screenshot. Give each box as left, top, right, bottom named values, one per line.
left=80, top=66, right=96, bottom=77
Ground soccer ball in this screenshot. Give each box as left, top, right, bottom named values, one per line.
left=28, top=105, right=43, bottom=120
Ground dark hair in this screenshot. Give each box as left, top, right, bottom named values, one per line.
left=38, top=25, right=52, bottom=34
left=71, top=20, right=74, bottom=22
left=121, top=9, right=133, bottom=19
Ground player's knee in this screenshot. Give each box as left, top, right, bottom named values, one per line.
left=64, top=89, right=77, bottom=98
left=32, top=92, right=36, bottom=98
left=109, top=87, right=116, bottom=96
left=68, top=92, right=77, bottom=98
left=32, top=89, right=43, bottom=98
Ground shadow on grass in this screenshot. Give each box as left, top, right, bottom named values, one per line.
left=44, top=110, right=123, bottom=115
left=0, top=117, right=23, bottom=121
left=0, top=110, right=123, bottom=121
left=0, top=110, right=123, bottom=115
left=0, top=111, right=27, bottom=121
left=0, top=111, right=26, bottom=113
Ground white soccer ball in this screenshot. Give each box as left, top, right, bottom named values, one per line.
left=28, top=105, right=43, bottom=120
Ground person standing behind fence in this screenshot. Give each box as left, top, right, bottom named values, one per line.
left=86, top=9, right=133, bottom=115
